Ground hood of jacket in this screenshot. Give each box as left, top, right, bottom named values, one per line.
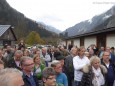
left=83, top=64, right=107, bottom=74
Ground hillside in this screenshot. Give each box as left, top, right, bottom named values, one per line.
left=36, top=22, right=61, bottom=34
left=0, top=0, right=58, bottom=39
left=61, top=5, right=115, bottom=38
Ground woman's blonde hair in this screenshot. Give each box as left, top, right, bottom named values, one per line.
left=33, top=54, right=40, bottom=62
left=90, top=56, right=100, bottom=65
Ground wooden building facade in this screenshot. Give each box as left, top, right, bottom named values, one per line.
left=61, top=27, right=115, bottom=49
left=0, top=25, right=17, bottom=46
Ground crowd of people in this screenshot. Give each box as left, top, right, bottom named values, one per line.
left=0, top=42, right=115, bottom=86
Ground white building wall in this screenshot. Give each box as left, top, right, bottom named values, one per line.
left=61, top=41, right=66, bottom=46
left=84, top=36, right=96, bottom=49
left=74, top=39, right=80, bottom=48
left=106, top=34, right=115, bottom=48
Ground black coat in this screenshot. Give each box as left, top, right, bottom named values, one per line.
left=64, top=55, right=74, bottom=86
left=22, top=73, right=39, bottom=86
left=6, top=58, right=22, bottom=70
left=81, top=64, right=107, bottom=86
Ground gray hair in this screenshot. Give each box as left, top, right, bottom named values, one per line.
left=51, top=60, right=60, bottom=67
left=90, top=56, right=100, bottom=65
left=14, top=50, right=23, bottom=55
left=20, top=56, right=33, bottom=66
left=70, top=47, right=77, bottom=53
left=42, top=67, right=56, bottom=79
left=0, top=68, right=22, bottom=86
left=102, top=51, right=110, bottom=57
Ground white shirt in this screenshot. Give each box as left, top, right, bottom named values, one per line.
left=105, top=63, right=109, bottom=68
left=40, top=52, right=51, bottom=62
left=73, top=55, right=90, bottom=81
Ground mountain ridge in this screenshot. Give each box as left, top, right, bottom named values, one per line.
left=61, top=5, right=115, bottom=37
left=0, top=0, right=58, bottom=39
left=37, top=22, right=61, bottom=34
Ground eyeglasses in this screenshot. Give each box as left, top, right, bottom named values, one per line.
left=24, top=63, right=34, bottom=66
left=55, top=66, right=62, bottom=69
left=47, top=77, right=56, bottom=80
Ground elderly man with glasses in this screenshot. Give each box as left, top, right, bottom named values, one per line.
left=20, top=56, right=39, bottom=86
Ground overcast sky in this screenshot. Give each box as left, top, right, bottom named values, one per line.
left=6, top=0, right=115, bottom=31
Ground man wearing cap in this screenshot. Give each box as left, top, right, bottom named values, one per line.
left=56, top=55, right=65, bottom=73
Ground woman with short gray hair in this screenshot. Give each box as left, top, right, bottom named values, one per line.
left=51, top=60, right=68, bottom=86
left=42, top=67, right=63, bottom=86
left=81, top=56, right=107, bottom=86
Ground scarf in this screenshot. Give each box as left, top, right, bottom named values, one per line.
left=92, top=66, right=105, bottom=86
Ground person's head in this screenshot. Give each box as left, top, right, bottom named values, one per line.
left=20, top=40, right=24, bottom=44
left=106, top=47, right=111, bottom=52
left=20, top=47, right=25, bottom=51
left=33, top=54, right=41, bottom=65
left=70, top=47, right=78, bottom=56
left=84, top=51, right=90, bottom=59
left=90, top=56, right=100, bottom=69
left=100, top=46, right=105, bottom=51
left=6, top=45, right=11, bottom=51
left=32, top=46, right=38, bottom=54
left=35, top=49, right=40, bottom=55
left=23, top=49, right=30, bottom=56
left=14, top=50, right=23, bottom=61
left=56, top=55, right=65, bottom=67
left=0, top=60, right=4, bottom=70
left=53, top=47, right=59, bottom=52
left=47, top=47, right=52, bottom=53
left=0, top=68, right=24, bottom=86
left=20, top=56, right=34, bottom=74
left=78, top=46, right=86, bottom=57
left=60, top=46, right=65, bottom=51
left=51, top=60, right=62, bottom=74
left=102, top=51, right=110, bottom=63
left=42, top=67, right=56, bottom=86
left=111, top=47, right=115, bottom=53
left=42, top=47, right=47, bottom=54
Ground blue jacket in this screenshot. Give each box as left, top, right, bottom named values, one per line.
left=56, top=73, right=68, bottom=86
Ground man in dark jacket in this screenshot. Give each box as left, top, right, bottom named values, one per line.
left=20, top=56, right=39, bottom=86
left=7, top=50, right=23, bottom=70
left=106, top=47, right=115, bottom=62
left=101, top=51, right=115, bottom=86
left=64, top=47, right=78, bottom=86
left=5, top=45, right=14, bottom=61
